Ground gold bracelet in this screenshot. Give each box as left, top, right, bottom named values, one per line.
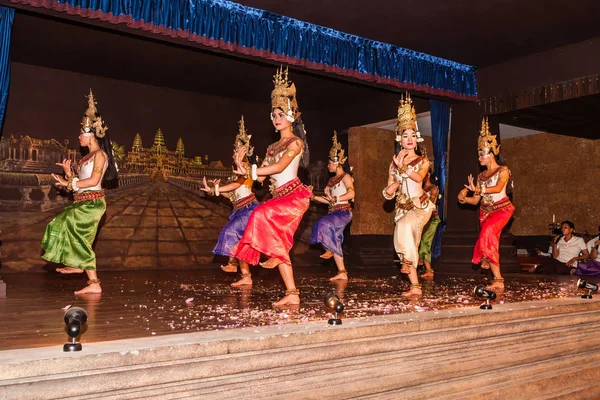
left=382, top=188, right=395, bottom=200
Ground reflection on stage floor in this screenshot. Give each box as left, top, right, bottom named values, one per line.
left=0, top=267, right=582, bottom=351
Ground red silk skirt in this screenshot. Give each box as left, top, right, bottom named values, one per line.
left=472, top=197, right=515, bottom=268
left=232, top=178, right=311, bottom=266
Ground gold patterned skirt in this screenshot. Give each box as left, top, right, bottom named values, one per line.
left=393, top=194, right=434, bottom=269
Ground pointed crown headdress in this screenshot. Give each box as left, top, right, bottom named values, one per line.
left=271, top=66, right=300, bottom=121
left=81, top=89, right=108, bottom=139
left=395, top=92, right=423, bottom=143
left=478, top=117, right=500, bottom=155
left=329, top=131, right=347, bottom=165
left=234, top=115, right=254, bottom=157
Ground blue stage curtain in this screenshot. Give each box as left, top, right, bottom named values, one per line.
left=0, top=6, right=15, bottom=136
left=9, top=0, right=477, bottom=100
left=429, top=99, right=451, bottom=259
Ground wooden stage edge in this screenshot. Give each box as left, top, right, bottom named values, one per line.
left=2, top=297, right=600, bottom=399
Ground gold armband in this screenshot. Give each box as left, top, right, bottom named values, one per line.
left=286, top=148, right=297, bottom=157
left=346, top=187, right=354, bottom=192
left=92, top=167, right=103, bottom=174
left=499, top=176, right=509, bottom=183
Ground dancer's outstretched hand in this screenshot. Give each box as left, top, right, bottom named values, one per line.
left=200, top=176, right=211, bottom=192
left=51, top=173, right=68, bottom=187
left=464, top=174, right=477, bottom=192
left=233, top=147, right=249, bottom=176
left=55, top=159, right=72, bottom=176
left=393, top=149, right=408, bottom=168
left=232, top=163, right=247, bottom=176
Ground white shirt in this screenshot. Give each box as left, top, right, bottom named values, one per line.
left=328, top=175, right=350, bottom=206
left=77, top=151, right=108, bottom=192
left=556, top=236, right=587, bottom=266
left=586, top=236, right=600, bottom=262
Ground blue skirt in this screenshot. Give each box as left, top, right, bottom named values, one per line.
left=310, top=209, right=352, bottom=257
left=213, top=200, right=259, bottom=257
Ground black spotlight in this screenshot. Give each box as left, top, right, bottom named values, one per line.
left=63, top=307, right=88, bottom=352
left=577, top=279, right=599, bottom=299
left=473, top=284, right=497, bottom=310
left=324, top=292, right=345, bottom=325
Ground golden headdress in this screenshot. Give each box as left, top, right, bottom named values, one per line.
left=478, top=117, right=500, bottom=155
left=395, top=92, right=424, bottom=143
left=271, top=65, right=300, bottom=122
left=329, top=131, right=347, bottom=165
left=234, top=115, right=254, bottom=157
left=81, top=88, right=108, bottom=139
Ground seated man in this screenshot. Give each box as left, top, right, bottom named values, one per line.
left=573, top=225, right=600, bottom=276
left=533, top=220, right=589, bottom=275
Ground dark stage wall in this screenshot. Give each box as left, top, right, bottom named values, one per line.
left=2, top=62, right=338, bottom=165
left=477, top=38, right=600, bottom=98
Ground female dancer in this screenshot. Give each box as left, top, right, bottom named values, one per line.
left=42, top=89, right=118, bottom=294
left=201, top=116, right=259, bottom=287
left=457, top=117, right=514, bottom=290
left=310, top=131, right=355, bottom=281
left=232, top=66, right=312, bottom=306
left=418, top=169, right=440, bottom=278
left=382, top=93, right=434, bottom=297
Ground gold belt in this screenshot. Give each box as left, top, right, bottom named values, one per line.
left=328, top=203, right=352, bottom=213
left=481, top=197, right=512, bottom=213
left=74, top=190, right=105, bottom=203
left=232, top=193, right=257, bottom=211
left=273, top=178, right=303, bottom=198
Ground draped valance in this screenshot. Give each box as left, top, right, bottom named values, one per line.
left=8, top=0, right=477, bottom=100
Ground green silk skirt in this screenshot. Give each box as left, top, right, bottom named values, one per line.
left=41, top=196, right=106, bottom=270
left=418, top=214, right=441, bottom=263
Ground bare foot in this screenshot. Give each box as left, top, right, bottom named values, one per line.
left=259, top=258, right=281, bottom=269
left=273, top=294, right=300, bottom=307
left=330, top=271, right=348, bottom=281
left=486, top=281, right=504, bottom=291
left=420, top=270, right=434, bottom=279
left=400, top=266, right=411, bottom=274
left=56, top=267, right=84, bottom=274
left=401, top=287, right=422, bottom=297
left=74, top=282, right=102, bottom=295
left=319, top=250, right=334, bottom=259
left=221, top=264, right=238, bottom=273
left=231, top=276, right=252, bottom=287
left=481, top=260, right=491, bottom=270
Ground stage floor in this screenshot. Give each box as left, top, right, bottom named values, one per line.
left=0, top=268, right=582, bottom=351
